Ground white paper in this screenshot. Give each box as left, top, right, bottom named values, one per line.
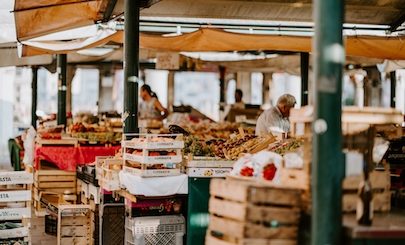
left=345, top=151, right=363, bottom=177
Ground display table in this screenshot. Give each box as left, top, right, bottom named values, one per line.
left=35, top=145, right=120, bottom=171
left=343, top=209, right=405, bottom=245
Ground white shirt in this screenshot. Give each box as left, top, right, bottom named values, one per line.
left=255, top=106, right=290, bottom=135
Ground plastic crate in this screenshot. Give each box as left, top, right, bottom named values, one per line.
left=100, top=204, right=126, bottom=245
left=84, top=165, right=99, bottom=187
left=101, top=189, right=124, bottom=204
left=45, top=214, right=57, bottom=236
left=125, top=215, right=185, bottom=245
left=125, top=196, right=184, bottom=218
left=76, top=164, right=86, bottom=182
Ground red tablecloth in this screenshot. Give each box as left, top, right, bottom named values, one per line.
left=35, top=145, right=121, bottom=171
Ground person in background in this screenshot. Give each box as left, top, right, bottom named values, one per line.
left=139, top=84, right=168, bottom=120
left=232, top=89, right=245, bottom=109
left=255, top=94, right=296, bottom=135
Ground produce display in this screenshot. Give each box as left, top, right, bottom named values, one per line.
left=183, top=135, right=214, bottom=157
left=208, top=134, right=275, bottom=160
left=164, top=122, right=244, bottom=140
left=70, top=122, right=122, bottom=142
left=268, top=138, right=304, bottom=155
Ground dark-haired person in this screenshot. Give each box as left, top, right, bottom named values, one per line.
left=232, top=89, right=245, bottom=109
left=139, top=84, right=168, bottom=120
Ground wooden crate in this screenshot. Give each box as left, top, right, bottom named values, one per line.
left=342, top=167, right=391, bottom=212
left=34, top=169, right=76, bottom=192
left=0, top=171, right=33, bottom=221
left=57, top=205, right=92, bottom=245
left=207, top=179, right=302, bottom=244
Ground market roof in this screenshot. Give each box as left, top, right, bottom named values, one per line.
left=11, top=0, right=405, bottom=41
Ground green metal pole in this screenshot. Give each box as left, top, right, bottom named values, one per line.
left=390, top=71, right=396, bottom=108
left=123, top=0, right=140, bottom=133
left=31, top=66, right=38, bottom=129
left=301, top=52, right=309, bottom=106
left=57, top=54, right=67, bottom=127
left=219, top=66, right=226, bottom=111
left=312, top=1, right=345, bottom=245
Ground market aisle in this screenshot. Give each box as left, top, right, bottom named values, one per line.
left=30, top=206, right=57, bottom=245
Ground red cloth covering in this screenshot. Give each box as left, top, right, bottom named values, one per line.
left=35, top=145, right=120, bottom=171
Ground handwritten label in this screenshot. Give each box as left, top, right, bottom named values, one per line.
left=156, top=52, right=180, bottom=70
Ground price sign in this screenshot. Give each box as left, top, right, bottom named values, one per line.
left=235, top=115, right=247, bottom=123
left=156, top=52, right=180, bottom=70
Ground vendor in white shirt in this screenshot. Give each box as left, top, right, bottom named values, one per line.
left=232, top=89, right=245, bottom=109
left=255, top=94, right=296, bottom=135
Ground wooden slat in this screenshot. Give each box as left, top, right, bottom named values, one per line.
left=36, top=175, right=76, bottom=182
left=0, top=171, right=33, bottom=185
left=343, top=170, right=390, bottom=190
left=37, top=181, right=76, bottom=189
left=0, top=190, right=31, bottom=202
left=279, top=168, right=309, bottom=190
left=35, top=187, right=76, bottom=194
left=61, top=226, right=90, bottom=237
left=0, top=226, right=30, bottom=239
left=60, top=215, right=90, bottom=226
left=209, top=197, right=300, bottom=224
left=60, top=237, right=91, bottom=245
left=210, top=179, right=301, bottom=207
left=0, top=207, right=31, bottom=220
left=205, top=233, right=297, bottom=245
left=209, top=215, right=298, bottom=239
left=35, top=170, right=76, bottom=176
left=342, top=192, right=390, bottom=212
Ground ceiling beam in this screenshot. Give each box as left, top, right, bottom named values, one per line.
left=99, top=0, right=118, bottom=22
left=389, top=13, right=405, bottom=32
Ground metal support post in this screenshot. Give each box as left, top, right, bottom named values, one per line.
left=301, top=52, right=309, bottom=106
left=123, top=0, right=140, bottom=133
left=390, top=71, right=396, bottom=108
left=312, top=0, right=345, bottom=244
left=57, top=54, right=67, bottom=126
left=31, top=66, right=38, bottom=129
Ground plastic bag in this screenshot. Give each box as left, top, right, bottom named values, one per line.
left=23, top=126, right=36, bottom=167
left=253, top=150, right=283, bottom=183
left=229, top=154, right=256, bottom=177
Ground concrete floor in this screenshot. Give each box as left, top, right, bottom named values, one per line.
left=30, top=212, right=58, bottom=245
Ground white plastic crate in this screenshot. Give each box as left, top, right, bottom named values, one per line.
left=125, top=215, right=185, bottom=245
left=124, top=152, right=182, bottom=164
left=123, top=134, right=184, bottom=149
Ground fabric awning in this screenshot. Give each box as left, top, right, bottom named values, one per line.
left=13, top=0, right=125, bottom=41
left=18, top=28, right=405, bottom=61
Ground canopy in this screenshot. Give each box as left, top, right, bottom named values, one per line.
left=18, top=28, right=405, bottom=61
left=13, top=0, right=124, bottom=41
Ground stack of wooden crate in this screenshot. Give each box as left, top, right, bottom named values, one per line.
left=0, top=169, right=33, bottom=244
left=206, top=179, right=302, bottom=245
left=78, top=178, right=100, bottom=245
left=289, top=105, right=403, bottom=214
left=33, top=167, right=76, bottom=216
